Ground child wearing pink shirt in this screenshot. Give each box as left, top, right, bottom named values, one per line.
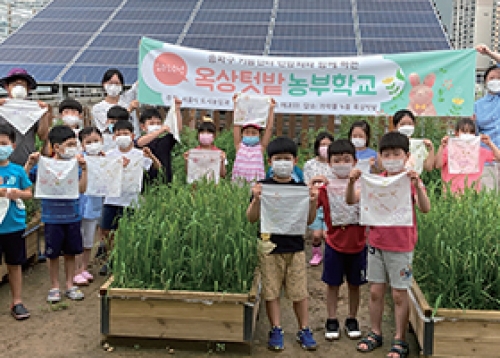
left=435, top=118, right=500, bottom=193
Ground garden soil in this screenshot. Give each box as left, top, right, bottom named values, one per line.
left=0, top=238, right=418, bottom=357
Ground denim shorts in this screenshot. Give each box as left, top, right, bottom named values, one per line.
left=45, top=222, right=83, bottom=259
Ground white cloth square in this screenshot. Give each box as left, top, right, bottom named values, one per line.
left=35, top=157, right=79, bottom=199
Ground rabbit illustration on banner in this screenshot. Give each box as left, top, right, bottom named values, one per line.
left=407, top=73, right=437, bottom=116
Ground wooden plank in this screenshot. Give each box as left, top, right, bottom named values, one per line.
left=100, top=277, right=114, bottom=295
left=314, top=115, right=322, bottom=131
left=388, top=116, right=394, bottom=132
left=225, top=110, right=233, bottom=129
left=288, top=114, right=296, bottom=139
left=409, top=291, right=426, bottom=353
left=411, top=279, right=432, bottom=317
left=107, top=287, right=250, bottom=303
left=213, top=110, right=220, bottom=133
left=436, top=309, right=500, bottom=321
left=327, top=115, right=335, bottom=134
left=300, top=115, right=309, bottom=148
left=276, top=113, right=284, bottom=136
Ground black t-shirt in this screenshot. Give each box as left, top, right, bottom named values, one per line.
left=138, top=133, right=176, bottom=184
left=251, top=178, right=307, bottom=254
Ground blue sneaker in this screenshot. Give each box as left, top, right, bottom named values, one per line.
left=268, top=326, right=284, bottom=351
left=296, top=327, right=317, bottom=351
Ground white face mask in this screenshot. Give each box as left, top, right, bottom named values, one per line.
left=382, top=159, right=406, bottom=173
left=62, top=115, right=81, bottom=127
left=398, top=125, right=415, bottom=137
left=60, top=146, right=78, bottom=159
left=459, top=133, right=476, bottom=140
left=487, top=79, right=500, bottom=94
left=115, top=135, right=132, bottom=149
left=11, top=85, right=27, bottom=99
left=331, top=163, right=353, bottom=178
left=104, top=84, right=122, bottom=97
left=351, top=138, right=366, bottom=148
left=86, top=142, right=103, bottom=155
left=272, top=160, right=294, bottom=178
left=147, top=125, right=161, bottom=133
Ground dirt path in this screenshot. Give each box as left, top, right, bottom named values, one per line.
left=0, top=243, right=418, bottom=357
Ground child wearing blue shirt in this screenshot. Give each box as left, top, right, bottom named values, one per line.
left=25, top=125, right=88, bottom=303
left=0, top=124, right=33, bottom=320
left=349, top=120, right=378, bottom=173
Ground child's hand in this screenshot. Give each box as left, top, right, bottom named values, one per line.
left=122, top=157, right=130, bottom=168
left=0, top=188, right=7, bottom=197
left=174, top=97, right=182, bottom=107
left=309, top=175, right=328, bottom=187
left=143, top=147, right=154, bottom=159
left=183, top=151, right=189, bottom=161
left=0, top=98, right=7, bottom=106
left=232, top=93, right=239, bottom=103
left=407, top=170, right=420, bottom=185
left=220, top=151, right=226, bottom=162
left=270, top=98, right=276, bottom=107
left=369, top=157, right=375, bottom=166
left=161, top=125, right=170, bottom=133
left=76, top=154, right=87, bottom=171
left=5, top=188, right=21, bottom=200
left=423, top=139, right=434, bottom=151
left=481, top=134, right=492, bottom=146
left=251, top=183, right=262, bottom=201
left=440, top=136, right=449, bottom=147
left=37, top=100, right=48, bottom=109
left=27, top=152, right=40, bottom=166
left=349, top=168, right=362, bottom=184
left=476, top=44, right=491, bottom=55
left=309, top=185, right=319, bottom=202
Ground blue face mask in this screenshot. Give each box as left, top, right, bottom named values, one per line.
left=0, top=145, right=13, bottom=161
left=108, top=124, right=114, bottom=133
left=242, top=136, right=260, bottom=147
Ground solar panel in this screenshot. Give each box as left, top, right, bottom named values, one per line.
left=271, top=38, right=357, bottom=53
left=362, top=39, right=449, bottom=54
left=195, top=10, right=271, bottom=23
left=114, top=9, right=192, bottom=22
left=76, top=49, right=138, bottom=66
left=34, top=8, right=114, bottom=20
left=1, top=33, right=91, bottom=47
left=358, top=11, right=438, bottom=24
left=182, top=37, right=265, bottom=54
left=357, top=0, right=431, bottom=12
left=19, top=20, right=104, bottom=34
left=275, top=11, right=353, bottom=24
left=272, top=24, right=355, bottom=38
left=123, top=0, right=198, bottom=10
left=61, top=65, right=137, bottom=84
left=102, top=21, right=186, bottom=35
left=90, top=34, right=177, bottom=49
left=0, top=48, right=77, bottom=63
left=0, top=64, right=65, bottom=83
left=187, top=23, right=270, bottom=37
left=200, top=0, right=274, bottom=10
left=279, top=0, right=352, bottom=11
left=45, top=0, right=122, bottom=6
left=359, top=24, right=444, bottom=39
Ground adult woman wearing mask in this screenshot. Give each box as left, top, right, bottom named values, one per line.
left=0, top=68, right=50, bottom=165
left=91, top=68, right=140, bottom=137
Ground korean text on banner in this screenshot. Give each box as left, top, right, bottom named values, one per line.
left=448, top=136, right=480, bottom=174
left=139, top=36, right=476, bottom=116
left=234, top=94, right=270, bottom=127
left=85, top=156, right=123, bottom=197
left=0, top=99, right=47, bottom=135
left=261, top=184, right=309, bottom=235
left=327, top=179, right=360, bottom=226
left=35, top=157, right=79, bottom=199
left=360, top=172, right=412, bottom=227
left=187, top=149, right=221, bottom=184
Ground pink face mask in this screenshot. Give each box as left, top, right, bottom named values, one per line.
left=199, top=133, right=214, bottom=146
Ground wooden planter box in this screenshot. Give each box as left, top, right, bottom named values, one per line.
left=409, top=279, right=500, bottom=357
left=100, top=271, right=261, bottom=346
left=0, top=213, right=42, bottom=281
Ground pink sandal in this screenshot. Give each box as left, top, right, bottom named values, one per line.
left=81, top=270, right=94, bottom=282
left=73, top=274, right=89, bottom=286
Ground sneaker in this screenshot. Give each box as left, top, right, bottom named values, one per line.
left=309, top=246, right=323, bottom=266
left=344, top=317, right=362, bottom=339
left=268, top=326, right=284, bottom=351
left=11, top=303, right=30, bottom=320
left=81, top=270, right=94, bottom=282
left=296, top=327, right=317, bottom=350
left=65, top=286, right=84, bottom=301
left=73, top=274, right=89, bottom=286
left=99, top=263, right=109, bottom=276
left=325, top=318, right=340, bottom=340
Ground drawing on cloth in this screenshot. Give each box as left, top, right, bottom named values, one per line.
left=187, top=149, right=221, bottom=184
left=35, top=157, right=79, bottom=199
left=448, top=136, right=480, bottom=174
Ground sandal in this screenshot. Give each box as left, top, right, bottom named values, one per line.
left=65, top=286, right=85, bottom=301
left=357, top=331, right=383, bottom=353
left=47, top=288, right=61, bottom=303
left=387, top=339, right=409, bottom=358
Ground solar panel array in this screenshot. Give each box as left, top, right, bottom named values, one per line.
left=0, top=0, right=450, bottom=85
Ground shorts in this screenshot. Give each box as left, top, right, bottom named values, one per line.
left=0, top=230, right=26, bottom=265
left=322, top=244, right=367, bottom=287
left=100, top=205, right=127, bottom=231
left=480, top=162, right=500, bottom=191
left=45, top=222, right=83, bottom=259
left=81, top=218, right=98, bottom=249
left=367, top=246, right=413, bottom=290
left=309, top=207, right=327, bottom=231
left=259, top=251, right=308, bottom=302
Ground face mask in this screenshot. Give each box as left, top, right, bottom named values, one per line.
left=147, top=125, right=161, bottom=134
left=60, top=146, right=78, bottom=159
left=382, top=159, right=406, bottom=173
left=115, top=135, right=132, bottom=149
left=331, top=163, right=353, bottom=178
left=351, top=138, right=366, bottom=148
left=459, top=133, right=476, bottom=140
left=104, top=84, right=122, bottom=97
left=199, top=133, right=214, bottom=146
left=487, top=79, right=500, bottom=93
left=272, top=160, right=294, bottom=179
left=11, top=85, right=27, bottom=99
left=86, top=142, right=102, bottom=155
left=318, top=146, right=328, bottom=159
left=398, top=125, right=415, bottom=137
left=108, top=124, right=114, bottom=133
left=242, top=136, right=260, bottom=147
left=62, top=115, right=81, bottom=127
left=0, top=145, right=13, bottom=161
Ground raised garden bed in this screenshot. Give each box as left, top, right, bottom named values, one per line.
left=409, top=279, right=500, bottom=357
left=100, top=270, right=261, bottom=345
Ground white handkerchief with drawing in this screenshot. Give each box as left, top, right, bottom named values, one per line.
left=448, top=136, right=480, bottom=174
left=121, top=153, right=149, bottom=194
left=261, top=184, right=309, bottom=235
left=360, top=172, right=412, bottom=226
left=35, top=157, right=79, bottom=199
left=85, top=156, right=123, bottom=197
left=0, top=197, right=10, bottom=224
left=0, top=99, right=47, bottom=135
left=408, top=139, right=428, bottom=175
left=355, top=158, right=372, bottom=174
left=234, top=94, right=270, bottom=127
left=163, top=98, right=180, bottom=143
left=327, top=179, right=360, bottom=226
left=187, top=149, right=221, bottom=184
